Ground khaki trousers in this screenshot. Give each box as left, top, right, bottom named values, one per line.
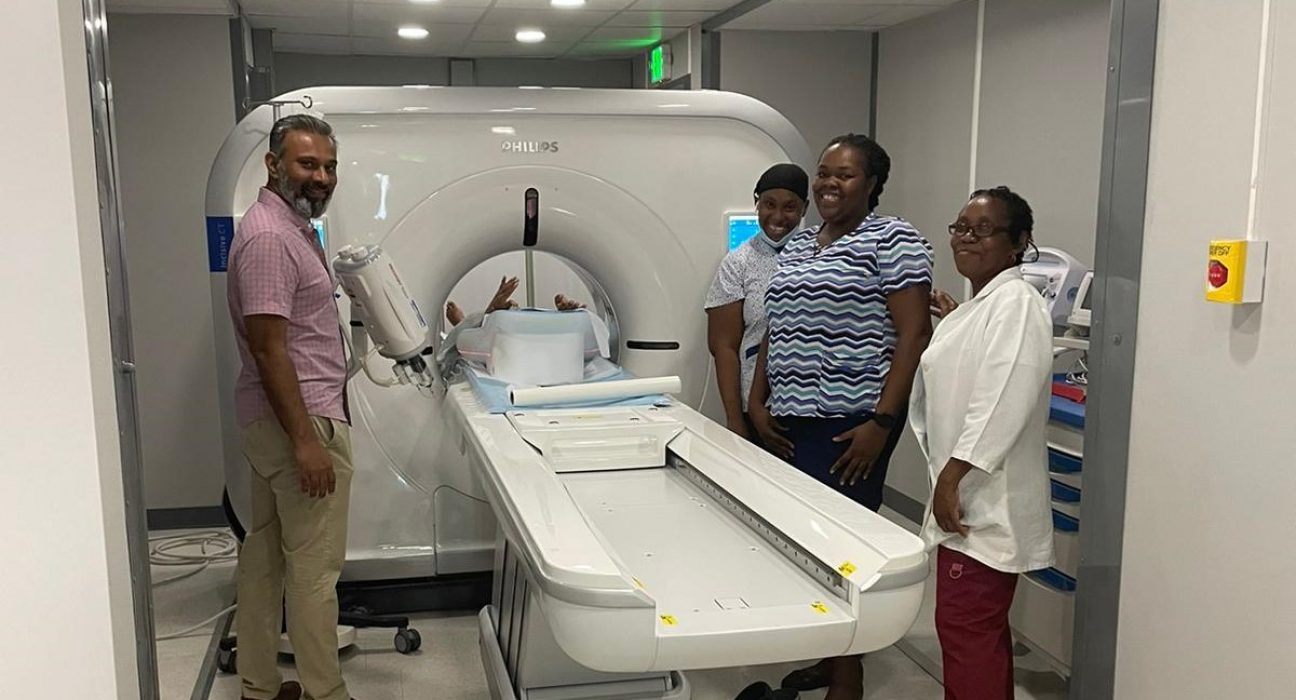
left=236, top=416, right=352, bottom=700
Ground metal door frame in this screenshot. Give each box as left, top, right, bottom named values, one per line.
left=80, top=1, right=160, bottom=697
left=1071, top=1, right=1160, bottom=698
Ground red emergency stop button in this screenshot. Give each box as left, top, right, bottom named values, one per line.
left=1208, top=260, right=1229, bottom=288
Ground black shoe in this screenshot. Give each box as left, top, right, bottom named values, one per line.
left=241, top=681, right=302, bottom=700
left=735, top=681, right=799, bottom=700
left=780, top=662, right=831, bottom=691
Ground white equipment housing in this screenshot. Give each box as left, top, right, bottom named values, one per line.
left=1068, top=270, right=1094, bottom=331
left=333, top=244, right=434, bottom=387
left=206, top=90, right=927, bottom=698
left=1020, top=247, right=1087, bottom=327
left=206, top=87, right=824, bottom=582
left=447, top=384, right=928, bottom=699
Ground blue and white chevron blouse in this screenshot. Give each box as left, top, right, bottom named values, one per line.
left=765, top=213, right=934, bottom=418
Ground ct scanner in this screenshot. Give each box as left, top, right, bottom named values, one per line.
left=206, top=87, right=928, bottom=699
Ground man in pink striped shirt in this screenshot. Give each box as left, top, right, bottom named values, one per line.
left=227, top=114, right=354, bottom=700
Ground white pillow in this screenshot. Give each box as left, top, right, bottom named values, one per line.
left=455, top=309, right=611, bottom=385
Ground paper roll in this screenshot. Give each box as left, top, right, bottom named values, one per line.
left=509, top=376, right=682, bottom=408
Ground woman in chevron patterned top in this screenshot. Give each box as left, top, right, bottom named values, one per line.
left=748, top=133, right=934, bottom=700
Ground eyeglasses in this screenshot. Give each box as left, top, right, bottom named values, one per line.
left=947, top=222, right=1010, bottom=240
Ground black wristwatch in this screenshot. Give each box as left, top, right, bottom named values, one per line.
left=870, top=413, right=897, bottom=430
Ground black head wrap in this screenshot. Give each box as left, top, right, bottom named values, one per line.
left=754, top=163, right=809, bottom=202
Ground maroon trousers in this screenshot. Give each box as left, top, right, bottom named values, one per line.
left=935, top=546, right=1019, bottom=700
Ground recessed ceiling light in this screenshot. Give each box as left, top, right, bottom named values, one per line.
left=550, top=0, right=586, bottom=7
left=516, top=29, right=547, bottom=43
left=398, top=26, right=429, bottom=40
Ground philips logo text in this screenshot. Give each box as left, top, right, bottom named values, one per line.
left=502, top=141, right=559, bottom=154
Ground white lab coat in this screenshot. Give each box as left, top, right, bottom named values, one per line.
left=909, top=268, right=1055, bottom=573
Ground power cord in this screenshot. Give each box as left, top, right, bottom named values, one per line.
left=149, top=530, right=240, bottom=641
left=155, top=604, right=238, bottom=642
left=150, top=529, right=238, bottom=585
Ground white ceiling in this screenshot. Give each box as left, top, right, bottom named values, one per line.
left=104, top=0, right=961, bottom=59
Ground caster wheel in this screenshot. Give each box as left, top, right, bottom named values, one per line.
left=394, top=628, right=421, bottom=654
left=217, top=648, right=238, bottom=675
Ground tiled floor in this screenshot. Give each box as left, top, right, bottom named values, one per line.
left=150, top=520, right=1069, bottom=700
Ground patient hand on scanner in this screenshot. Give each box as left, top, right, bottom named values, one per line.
left=445, top=276, right=587, bottom=327
left=446, top=277, right=520, bottom=326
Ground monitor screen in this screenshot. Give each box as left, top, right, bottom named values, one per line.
left=727, top=214, right=761, bottom=251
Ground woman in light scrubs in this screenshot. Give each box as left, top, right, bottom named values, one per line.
left=705, top=164, right=808, bottom=446
left=912, top=187, right=1055, bottom=700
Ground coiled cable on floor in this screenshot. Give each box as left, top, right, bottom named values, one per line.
left=150, top=530, right=241, bottom=641
left=149, top=530, right=239, bottom=586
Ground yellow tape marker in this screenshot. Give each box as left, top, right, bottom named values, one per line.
left=838, top=561, right=857, bottom=576
left=660, top=614, right=677, bottom=626
left=633, top=577, right=646, bottom=589
left=811, top=602, right=829, bottom=614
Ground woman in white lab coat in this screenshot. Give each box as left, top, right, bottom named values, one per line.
left=911, top=186, right=1055, bottom=700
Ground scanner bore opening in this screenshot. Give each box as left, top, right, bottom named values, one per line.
left=440, top=250, right=621, bottom=363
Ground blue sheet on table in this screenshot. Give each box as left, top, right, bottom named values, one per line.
left=462, top=365, right=670, bottom=414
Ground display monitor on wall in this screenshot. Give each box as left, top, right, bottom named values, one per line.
left=727, top=213, right=760, bottom=251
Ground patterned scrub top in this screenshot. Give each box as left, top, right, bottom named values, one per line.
left=765, top=213, right=934, bottom=418
left=704, top=235, right=783, bottom=407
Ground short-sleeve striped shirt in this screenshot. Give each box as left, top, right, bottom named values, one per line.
left=227, top=188, right=347, bottom=427
left=765, top=213, right=934, bottom=418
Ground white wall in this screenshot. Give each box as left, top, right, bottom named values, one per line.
left=275, top=53, right=451, bottom=92
left=874, top=0, right=1109, bottom=509
left=976, top=0, right=1108, bottom=266
left=662, top=25, right=701, bottom=88
left=474, top=58, right=634, bottom=88
left=719, top=30, right=873, bottom=161
left=0, top=0, right=139, bottom=696
left=1115, top=1, right=1296, bottom=695
left=109, top=13, right=235, bottom=512
left=274, top=52, right=633, bottom=93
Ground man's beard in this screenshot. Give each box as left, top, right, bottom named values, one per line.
left=275, top=169, right=332, bottom=219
